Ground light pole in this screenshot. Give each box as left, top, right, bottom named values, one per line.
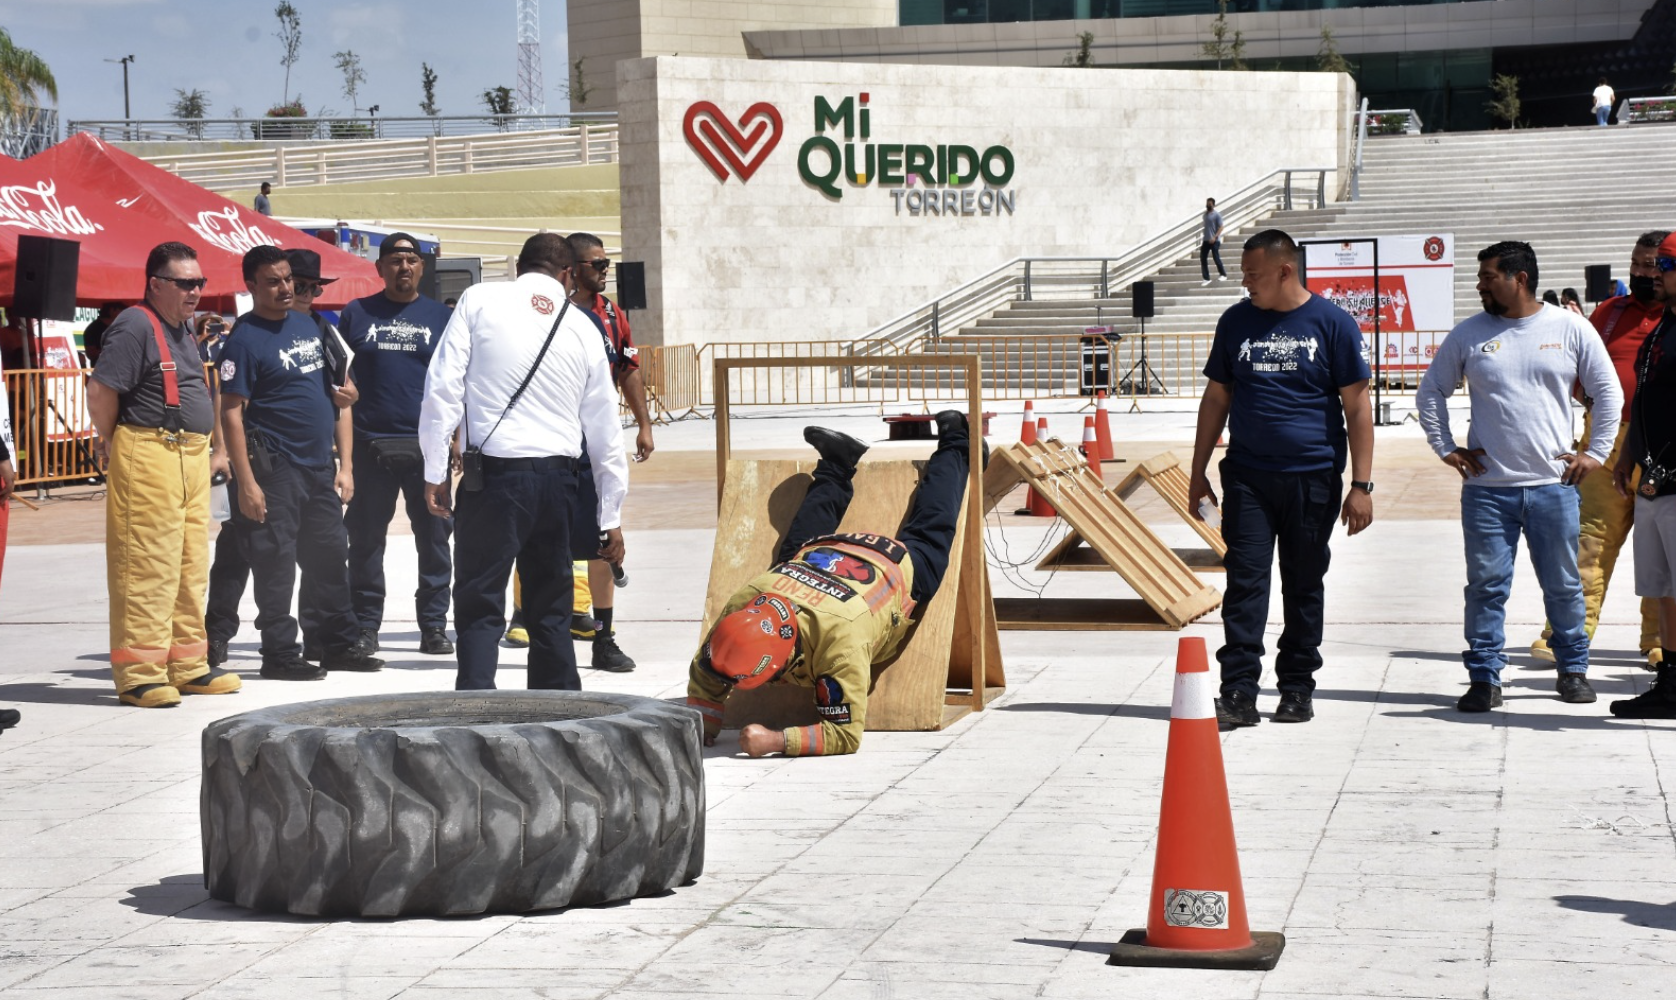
left=104, top=55, right=135, bottom=119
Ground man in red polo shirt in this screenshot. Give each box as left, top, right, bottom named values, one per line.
left=1532, top=230, right=1671, bottom=667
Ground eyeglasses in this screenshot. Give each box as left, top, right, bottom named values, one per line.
left=151, top=275, right=208, bottom=292
left=293, top=282, right=321, bottom=296
left=579, top=258, right=610, bottom=273
left=1657, top=257, right=1676, bottom=273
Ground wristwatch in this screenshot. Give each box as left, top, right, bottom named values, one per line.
left=1351, top=480, right=1374, bottom=494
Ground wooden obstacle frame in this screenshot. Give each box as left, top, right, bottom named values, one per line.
left=705, top=355, right=1003, bottom=733
left=982, top=439, right=1222, bottom=631
left=1037, top=450, right=1227, bottom=574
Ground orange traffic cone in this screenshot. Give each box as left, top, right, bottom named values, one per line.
left=1020, top=400, right=1037, bottom=445
left=1080, top=415, right=1103, bottom=483
left=1027, top=415, right=1056, bottom=517
left=1094, top=390, right=1114, bottom=461
left=1108, top=637, right=1285, bottom=971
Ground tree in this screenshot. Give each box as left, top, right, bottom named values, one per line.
left=1486, top=74, right=1521, bottom=129
left=169, top=88, right=211, bottom=139
left=419, top=62, right=440, bottom=116
left=1062, top=32, right=1095, bottom=68
left=1202, top=0, right=1247, bottom=71
left=481, top=85, right=515, bottom=117
left=0, top=26, right=58, bottom=118
left=1316, top=25, right=1352, bottom=75
left=570, top=57, right=592, bottom=108
left=274, top=2, right=303, bottom=105
left=334, top=50, right=365, bottom=113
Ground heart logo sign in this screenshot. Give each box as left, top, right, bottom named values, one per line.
left=683, top=101, right=784, bottom=183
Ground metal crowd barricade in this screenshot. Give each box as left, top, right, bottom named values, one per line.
left=637, top=344, right=702, bottom=422
left=695, top=340, right=905, bottom=408
left=4, top=367, right=102, bottom=488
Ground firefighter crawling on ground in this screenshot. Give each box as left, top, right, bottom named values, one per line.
left=688, top=410, right=982, bottom=757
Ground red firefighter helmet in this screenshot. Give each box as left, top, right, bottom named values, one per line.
left=704, top=595, right=799, bottom=689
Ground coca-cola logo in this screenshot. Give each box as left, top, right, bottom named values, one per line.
left=0, top=180, right=103, bottom=236
left=189, top=208, right=279, bottom=254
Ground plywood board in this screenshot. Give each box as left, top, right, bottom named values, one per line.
left=987, top=440, right=1221, bottom=630
left=703, top=458, right=1002, bottom=733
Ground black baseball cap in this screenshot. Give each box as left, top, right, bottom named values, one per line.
left=378, top=232, right=423, bottom=258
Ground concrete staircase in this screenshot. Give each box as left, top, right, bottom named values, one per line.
left=951, top=123, right=1676, bottom=344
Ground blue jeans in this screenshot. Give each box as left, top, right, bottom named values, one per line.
left=1596, top=106, right=1610, bottom=126
left=1461, top=484, right=1588, bottom=683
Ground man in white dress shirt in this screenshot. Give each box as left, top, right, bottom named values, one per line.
left=419, top=233, right=630, bottom=690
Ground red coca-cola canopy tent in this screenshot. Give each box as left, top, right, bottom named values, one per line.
left=0, top=132, right=381, bottom=311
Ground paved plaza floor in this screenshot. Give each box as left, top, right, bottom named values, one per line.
left=2, top=401, right=1674, bottom=999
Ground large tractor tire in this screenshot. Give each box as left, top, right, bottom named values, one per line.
left=200, top=691, right=705, bottom=917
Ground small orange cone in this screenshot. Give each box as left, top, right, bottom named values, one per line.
left=1080, top=416, right=1103, bottom=483
left=1095, top=390, right=1114, bottom=461
left=1108, top=637, right=1285, bottom=970
left=1020, top=400, right=1037, bottom=445
left=1027, top=416, right=1056, bottom=517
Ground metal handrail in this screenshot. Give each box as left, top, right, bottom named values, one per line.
left=863, top=166, right=1337, bottom=354
left=1619, top=96, right=1676, bottom=124
left=67, top=112, right=620, bottom=143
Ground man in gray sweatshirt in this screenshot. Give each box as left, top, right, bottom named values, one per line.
left=1417, top=241, right=1622, bottom=712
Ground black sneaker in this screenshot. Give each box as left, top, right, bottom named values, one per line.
left=1272, top=692, right=1314, bottom=723
left=1611, top=664, right=1676, bottom=718
left=321, top=646, right=385, bottom=672
left=357, top=628, right=380, bottom=654
left=260, top=656, right=328, bottom=681
left=207, top=638, right=229, bottom=667
left=570, top=613, right=598, bottom=640
left=804, top=425, right=869, bottom=470
left=1456, top=681, right=1503, bottom=712
left=1215, top=691, right=1260, bottom=727
left=0, top=708, right=21, bottom=732
left=934, top=410, right=989, bottom=468
left=591, top=635, right=636, bottom=673
left=419, top=628, right=454, bottom=655
left=1556, top=672, right=1597, bottom=704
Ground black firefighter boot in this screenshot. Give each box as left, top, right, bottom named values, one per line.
left=934, top=410, right=988, bottom=468
left=1611, top=660, right=1676, bottom=719
left=804, top=426, right=869, bottom=472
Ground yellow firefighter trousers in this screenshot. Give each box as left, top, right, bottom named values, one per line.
left=1547, top=417, right=1660, bottom=649
left=107, top=424, right=213, bottom=692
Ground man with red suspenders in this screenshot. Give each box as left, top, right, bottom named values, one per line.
left=1531, top=231, right=1671, bottom=668
left=86, top=242, right=242, bottom=708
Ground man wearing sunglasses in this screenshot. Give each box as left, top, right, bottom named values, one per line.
left=1530, top=231, right=1671, bottom=671
left=85, top=242, right=242, bottom=707
left=1612, top=232, right=1676, bottom=719
left=337, top=233, right=456, bottom=658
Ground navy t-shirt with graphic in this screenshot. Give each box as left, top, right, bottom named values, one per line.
left=1203, top=294, right=1370, bottom=474
left=338, top=293, right=453, bottom=438
left=218, top=311, right=337, bottom=469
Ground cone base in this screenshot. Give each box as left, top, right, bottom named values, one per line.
left=1107, top=928, right=1286, bottom=971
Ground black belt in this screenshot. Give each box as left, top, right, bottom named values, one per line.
left=481, top=455, right=580, bottom=473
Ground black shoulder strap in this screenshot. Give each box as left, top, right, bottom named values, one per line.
left=474, top=301, right=569, bottom=452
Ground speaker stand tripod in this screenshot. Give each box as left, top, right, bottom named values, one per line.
left=1121, top=316, right=1169, bottom=411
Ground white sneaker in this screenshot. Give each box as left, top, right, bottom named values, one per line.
left=1201, top=279, right=1212, bottom=287
left=1217, top=274, right=1228, bottom=282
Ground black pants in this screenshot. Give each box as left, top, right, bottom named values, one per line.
left=228, top=455, right=359, bottom=663
left=1215, top=458, right=1342, bottom=701
left=206, top=474, right=327, bottom=651
left=776, top=433, right=971, bottom=606
left=345, top=443, right=452, bottom=631
left=453, top=459, right=580, bottom=690
left=1200, top=240, right=1226, bottom=280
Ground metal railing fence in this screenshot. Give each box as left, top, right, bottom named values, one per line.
left=137, top=124, right=619, bottom=193
left=69, top=112, right=619, bottom=143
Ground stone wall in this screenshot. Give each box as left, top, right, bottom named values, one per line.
left=618, top=56, right=1355, bottom=348
left=568, top=0, right=897, bottom=112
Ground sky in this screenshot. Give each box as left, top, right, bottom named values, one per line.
left=0, top=0, right=576, bottom=124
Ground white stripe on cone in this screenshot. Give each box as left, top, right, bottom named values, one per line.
left=1172, top=671, right=1217, bottom=720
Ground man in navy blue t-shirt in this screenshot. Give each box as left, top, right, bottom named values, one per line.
left=1188, top=229, right=1376, bottom=727
left=339, top=232, right=456, bottom=656
left=218, top=245, right=383, bottom=679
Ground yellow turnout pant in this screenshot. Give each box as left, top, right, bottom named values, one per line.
left=1560, top=417, right=1661, bottom=648
left=107, top=424, right=213, bottom=692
